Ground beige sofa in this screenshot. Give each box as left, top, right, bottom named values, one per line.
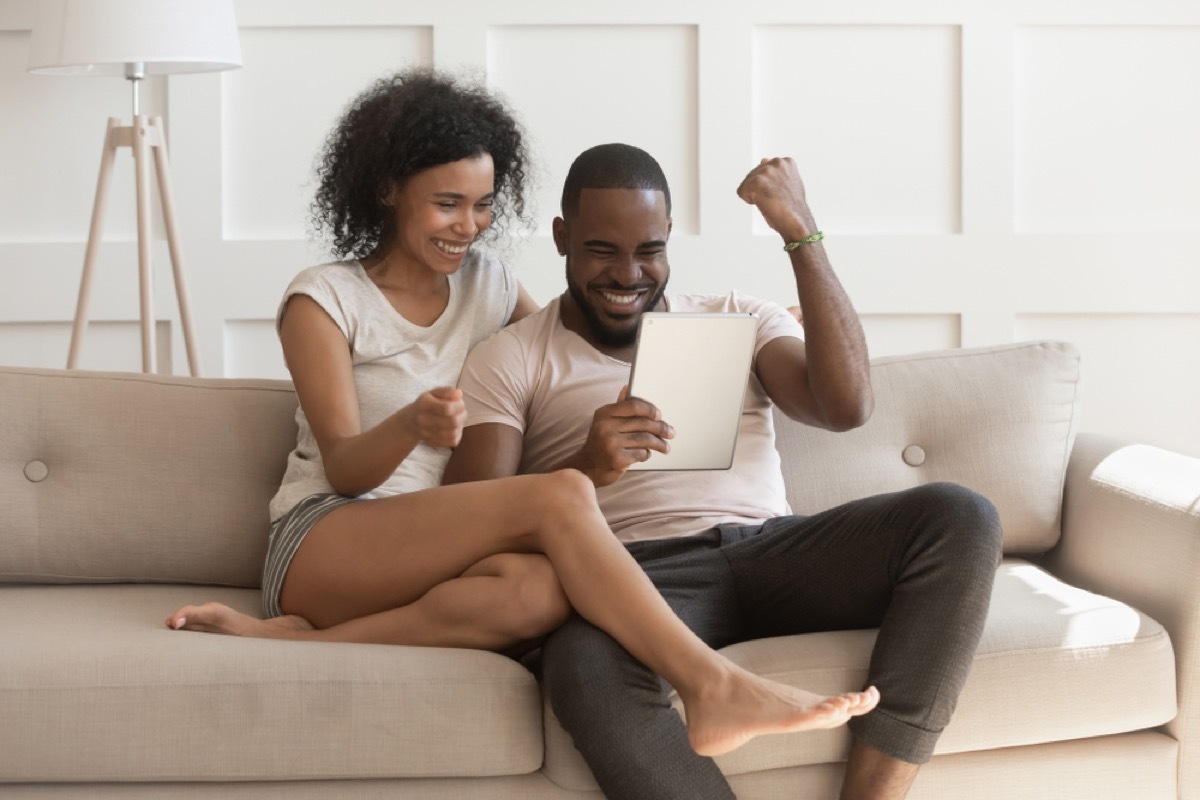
left=1, top=340, right=1196, bottom=799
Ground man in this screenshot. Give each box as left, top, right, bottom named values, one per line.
left=443, top=144, right=1002, bottom=799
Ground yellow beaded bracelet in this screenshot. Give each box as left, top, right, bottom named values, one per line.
left=783, top=231, right=824, bottom=251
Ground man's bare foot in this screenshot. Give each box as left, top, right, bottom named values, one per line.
left=683, top=670, right=880, bottom=758
left=165, top=602, right=315, bottom=640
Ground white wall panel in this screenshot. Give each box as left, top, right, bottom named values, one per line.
left=1, top=0, right=1198, bottom=459
left=1014, top=314, right=1200, bottom=457
left=0, top=320, right=171, bottom=373
left=223, top=318, right=287, bottom=379
left=753, top=26, right=961, bottom=235
left=221, top=26, right=433, bottom=240
left=861, top=314, right=962, bottom=358
left=1015, top=26, right=1200, bottom=234
left=0, top=31, right=165, bottom=243
left=487, top=25, right=698, bottom=235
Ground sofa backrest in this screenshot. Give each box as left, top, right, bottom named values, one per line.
left=773, top=340, right=1082, bottom=553
left=0, top=340, right=1080, bottom=586
left=0, top=366, right=298, bottom=587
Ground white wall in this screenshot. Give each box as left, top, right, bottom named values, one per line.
left=1, top=0, right=1197, bottom=457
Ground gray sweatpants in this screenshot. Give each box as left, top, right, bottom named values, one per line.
left=540, top=482, right=1003, bottom=800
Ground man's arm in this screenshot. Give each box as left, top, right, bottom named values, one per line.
left=738, top=157, right=873, bottom=431
left=442, top=422, right=523, bottom=484
left=441, top=328, right=531, bottom=485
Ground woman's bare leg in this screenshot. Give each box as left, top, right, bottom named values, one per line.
left=168, top=553, right=569, bottom=650
left=171, top=470, right=877, bottom=756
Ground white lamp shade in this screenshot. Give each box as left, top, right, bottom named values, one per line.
left=28, top=0, right=242, bottom=76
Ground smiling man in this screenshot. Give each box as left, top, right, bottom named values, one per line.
left=443, top=143, right=1002, bottom=800
left=558, top=180, right=670, bottom=352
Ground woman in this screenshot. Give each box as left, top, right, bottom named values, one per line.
left=167, top=68, right=877, bottom=758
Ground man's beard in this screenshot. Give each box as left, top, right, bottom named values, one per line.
left=566, top=258, right=667, bottom=349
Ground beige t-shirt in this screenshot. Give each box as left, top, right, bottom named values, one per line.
left=458, top=292, right=803, bottom=542
left=269, top=252, right=518, bottom=522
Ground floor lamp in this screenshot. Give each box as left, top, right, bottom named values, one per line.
left=27, top=0, right=242, bottom=376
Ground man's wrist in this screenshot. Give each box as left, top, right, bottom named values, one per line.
left=783, top=231, right=824, bottom=251
left=768, top=207, right=815, bottom=240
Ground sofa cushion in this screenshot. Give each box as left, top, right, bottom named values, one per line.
left=0, top=367, right=298, bottom=586
left=0, top=585, right=544, bottom=782
left=540, top=560, right=1175, bottom=791
left=774, top=341, right=1082, bottom=553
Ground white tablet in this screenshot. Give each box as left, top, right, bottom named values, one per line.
left=626, top=312, right=758, bottom=471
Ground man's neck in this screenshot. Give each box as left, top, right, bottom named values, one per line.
left=556, top=293, right=649, bottom=363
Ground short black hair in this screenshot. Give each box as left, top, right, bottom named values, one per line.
left=560, top=143, right=671, bottom=218
left=311, top=67, right=532, bottom=259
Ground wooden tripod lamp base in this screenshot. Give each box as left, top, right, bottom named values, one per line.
left=67, top=115, right=201, bottom=376
left=26, top=0, right=242, bottom=376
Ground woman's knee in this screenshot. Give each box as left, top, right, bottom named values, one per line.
left=525, top=469, right=601, bottom=534
left=534, top=469, right=597, bottom=513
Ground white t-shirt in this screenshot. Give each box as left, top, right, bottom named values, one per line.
left=269, top=251, right=518, bottom=522
left=458, top=292, right=803, bottom=543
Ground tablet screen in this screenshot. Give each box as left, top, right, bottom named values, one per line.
left=626, top=312, right=758, bottom=471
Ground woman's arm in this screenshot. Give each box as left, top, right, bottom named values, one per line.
left=280, top=294, right=464, bottom=496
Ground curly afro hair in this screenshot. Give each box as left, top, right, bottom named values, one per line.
left=311, top=67, right=533, bottom=259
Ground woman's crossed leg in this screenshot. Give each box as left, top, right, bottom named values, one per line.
left=167, top=469, right=878, bottom=757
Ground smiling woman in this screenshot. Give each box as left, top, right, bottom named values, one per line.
left=164, top=66, right=878, bottom=761
left=369, top=153, right=497, bottom=327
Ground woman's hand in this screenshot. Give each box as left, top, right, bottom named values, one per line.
left=406, top=387, right=467, bottom=449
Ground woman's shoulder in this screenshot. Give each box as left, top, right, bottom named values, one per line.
left=288, top=259, right=362, bottom=291
left=277, top=260, right=370, bottom=334
left=283, top=260, right=376, bottom=311
left=452, top=248, right=517, bottom=319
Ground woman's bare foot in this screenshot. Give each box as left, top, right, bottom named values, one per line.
left=165, top=602, right=315, bottom=640
left=682, top=669, right=880, bottom=758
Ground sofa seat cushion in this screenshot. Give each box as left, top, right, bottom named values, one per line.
left=0, top=585, right=543, bottom=783
left=541, top=559, right=1176, bottom=791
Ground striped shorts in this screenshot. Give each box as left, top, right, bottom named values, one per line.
left=261, top=493, right=355, bottom=618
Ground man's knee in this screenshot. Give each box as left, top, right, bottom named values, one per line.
left=881, top=483, right=1003, bottom=600
left=908, top=482, right=1003, bottom=561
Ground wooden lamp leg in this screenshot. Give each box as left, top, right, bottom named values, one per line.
left=67, top=116, right=202, bottom=377
left=132, top=114, right=156, bottom=373
left=149, top=117, right=201, bottom=377
left=67, top=118, right=121, bottom=370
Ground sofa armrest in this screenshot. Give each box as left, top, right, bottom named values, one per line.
left=1044, top=431, right=1200, bottom=794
